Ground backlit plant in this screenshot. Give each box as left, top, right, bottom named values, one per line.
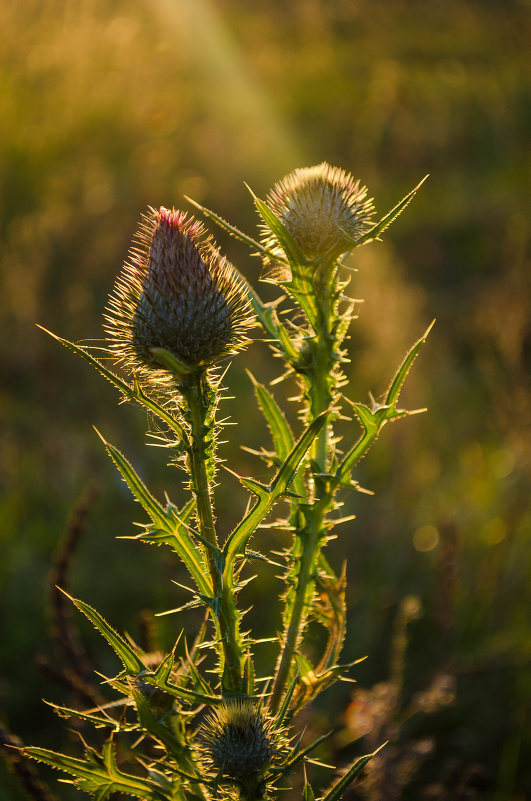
left=26, top=163, right=431, bottom=801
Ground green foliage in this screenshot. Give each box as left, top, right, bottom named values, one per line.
left=20, top=164, right=431, bottom=801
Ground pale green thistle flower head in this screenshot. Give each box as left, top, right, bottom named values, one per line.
left=264, top=162, right=375, bottom=262
left=104, top=207, right=253, bottom=380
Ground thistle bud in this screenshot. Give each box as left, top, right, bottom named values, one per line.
left=197, top=701, right=277, bottom=784
left=264, top=162, right=375, bottom=262
left=104, top=207, right=253, bottom=379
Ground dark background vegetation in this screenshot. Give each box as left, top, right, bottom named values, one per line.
left=1, top=0, right=530, bottom=798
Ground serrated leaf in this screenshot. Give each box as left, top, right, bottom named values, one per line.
left=314, top=556, right=347, bottom=674
left=252, top=194, right=308, bottom=272
left=304, top=779, right=316, bottom=801
left=62, top=591, right=145, bottom=675
left=243, top=651, right=255, bottom=696
left=99, top=443, right=210, bottom=595
left=384, top=320, right=434, bottom=407
left=338, top=324, right=432, bottom=481
left=277, top=322, right=300, bottom=361
left=48, top=702, right=135, bottom=731
left=130, top=688, right=185, bottom=755
left=142, top=654, right=222, bottom=706
left=276, top=731, right=332, bottom=776
left=350, top=402, right=380, bottom=434
left=186, top=658, right=215, bottom=698
left=249, top=372, right=295, bottom=464
left=185, top=195, right=285, bottom=264
left=273, top=669, right=299, bottom=730
left=320, top=745, right=385, bottom=801
left=251, top=194, right=318, bottom=326
left=24, top=744, right=170, bottom=800
left=38, top=327, right=185, bottom=440
left=97, top=432, right=169, bottom=529
left=223, top=410, right=329, bottom=569
left=356, top=176, right=429, bottom=246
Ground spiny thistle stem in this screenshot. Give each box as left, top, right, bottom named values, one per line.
left=181, top=373, right=244, bottom=694
left=181, top=374, right=218, bottom=549
left=271, top=263, right=340, bottom=710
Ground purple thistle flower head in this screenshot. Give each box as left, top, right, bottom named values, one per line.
left=105, top=207, right=253, bottom=380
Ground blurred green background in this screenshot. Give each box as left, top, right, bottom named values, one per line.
left=1, top=0, right=530, bottom=798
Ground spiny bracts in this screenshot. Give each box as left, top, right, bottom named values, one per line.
left=264, top=162, right=375, bottom=263
left=104, top=207, right=253, bottom=379
left=197, top=701, right=280, bottom=783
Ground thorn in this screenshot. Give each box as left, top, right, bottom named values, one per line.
left=244, top=181, right=257, bottom=200
left=415, top=173, right=430, bottom=191
left=92, top=426, right=107, bottom=445
left=55, top=585, right=75, bottom=602
left=423, top=318, right=436, bottom=339
left=170, top=580, right=196, bottom=595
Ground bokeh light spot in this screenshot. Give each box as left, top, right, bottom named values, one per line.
left=481, top=517, right=507, bottom=546
left=413, top=525, right=440, bottom=552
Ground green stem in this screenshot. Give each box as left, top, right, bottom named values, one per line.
left=271, top=270, right=339, bottom=710
left=182, top=373, right=243, bottom=694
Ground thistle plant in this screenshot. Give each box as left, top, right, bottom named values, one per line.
left=25, top=163, right=431, bottom=801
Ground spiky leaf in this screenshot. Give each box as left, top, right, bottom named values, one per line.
left=97, top=431, right=169, bottom=529
left=38, top=327, right=186, bottom=440
left=356, top=176, right=429, bottom=246
left=24, top=741, right=171, bottom=800
left=223, top=410, right=329, bottom=568
left=385, top=320, right=434, bottom=407
left=320, top=746, right=385, bottom=801
left=338, top=324, right=432, bottom=480
left=63, top=591, right=145, bottom=675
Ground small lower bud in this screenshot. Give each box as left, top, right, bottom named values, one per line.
left=197, top=701, right=276, bottom=783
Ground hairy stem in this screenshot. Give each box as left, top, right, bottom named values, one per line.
left=182, top=373, right=243, bottom=694
left=271, top=270, right=340, bottom=710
